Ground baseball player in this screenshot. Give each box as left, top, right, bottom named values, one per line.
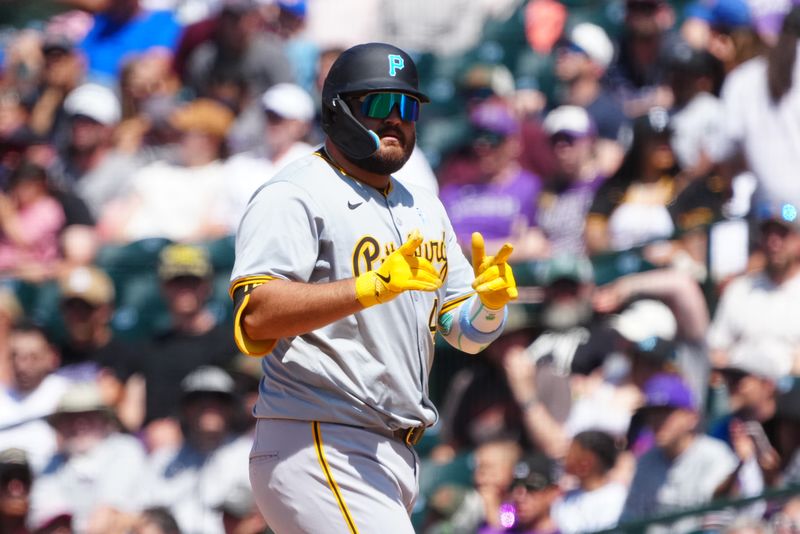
left=229, top=42, right=518, bottom=533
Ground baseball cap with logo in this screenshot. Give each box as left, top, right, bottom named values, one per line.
left=512, top=453, right=559, bottom=490
left=58, top=266, right=115, bottom=306
left=261, top=83, right=315, bottom=122
left=755, top=200, right=800, bottom=231
left=641, top=373, right=696, bottom=411
left=158, top=244, right=213, bottom=281
left=64, top=83, right=121, bottom=126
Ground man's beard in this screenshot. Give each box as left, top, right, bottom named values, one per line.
left=351, top=126, right=415, bottom=175
left=541, top=298, right=593, bottom=331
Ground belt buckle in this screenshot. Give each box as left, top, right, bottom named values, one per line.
left=404, top=426, right=424, bottom=446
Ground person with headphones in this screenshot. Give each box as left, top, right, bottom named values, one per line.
left=228, top=42, right=518, bottom=533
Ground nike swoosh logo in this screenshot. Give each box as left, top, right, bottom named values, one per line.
left=348, top=201, right=363, bottom=210
left=375, top=273, right=391, bottom=283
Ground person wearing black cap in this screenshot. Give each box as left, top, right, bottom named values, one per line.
left=503, top=454, right=560, bottom=533
left=230, top=42, right=518, bottom=532
left=0, top=448, right=33, bottom=534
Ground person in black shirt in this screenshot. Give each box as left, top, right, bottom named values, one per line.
left=127, top=243, right=236, bottom=451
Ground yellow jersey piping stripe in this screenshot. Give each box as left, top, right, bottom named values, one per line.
left=312, top=422, right=359, bottom=534
left=233, top=292, right=277, bottom=357
left=228, top=275, right=276, bottom=299
left=439, top=293, right=475, bottom=316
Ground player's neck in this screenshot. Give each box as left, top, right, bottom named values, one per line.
left=324, top=140, right=391, bottom=190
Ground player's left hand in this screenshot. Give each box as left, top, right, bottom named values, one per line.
left=470, top=232, right=518, bottom=310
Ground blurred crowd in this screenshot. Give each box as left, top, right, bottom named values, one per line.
left=2, top=0, right=800, bottom=533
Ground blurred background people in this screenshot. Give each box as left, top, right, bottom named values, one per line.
left=138, top=366, right=251, bottom=534
left=29, top=382, right=146, bottom=533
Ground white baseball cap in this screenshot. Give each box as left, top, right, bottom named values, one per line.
left=565, top=22, right=615, bottom=70
left=611, top=299, right=677, bottom=342
left=64, top=83, right=121, bottom=125
left=542, top=105, right=594, bottom=137
left=261, top=82, right=315, bottom=122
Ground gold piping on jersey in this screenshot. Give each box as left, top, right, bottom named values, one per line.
left=314, top=148, right=394, bottom=196
left=231, top=278, right=277, bottom=357
left=312, top=422, right=360, bottom=534
left=228, top=275, right=276, bottom=299
left=439, top=293, right=475, bottom=316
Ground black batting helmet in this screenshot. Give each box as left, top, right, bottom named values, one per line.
left=321, top=43, right=429, bottom=160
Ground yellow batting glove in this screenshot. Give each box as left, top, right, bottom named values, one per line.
left=471, top=232, right=518, bottom=310
left=355, top=229, right=443, bottom=308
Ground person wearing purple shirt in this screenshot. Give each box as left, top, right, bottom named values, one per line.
left=80, top=0, right=181, bottom=80
left=536, top=106, right=605, bottom=256
left=440, top=99, right=547, bottom=260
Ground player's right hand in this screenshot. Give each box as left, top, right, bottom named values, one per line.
left=355, top=229, right=442, bottom=308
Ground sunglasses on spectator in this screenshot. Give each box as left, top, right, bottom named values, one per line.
left=357, top=92, right=420, bottom=122
left=550, top=132, right=580, bottom=145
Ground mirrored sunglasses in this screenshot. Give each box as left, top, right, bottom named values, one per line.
left=359, top=92, right=420, bottom=122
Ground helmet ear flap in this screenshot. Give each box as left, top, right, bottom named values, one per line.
left=322, top=97, right=380, bottom=160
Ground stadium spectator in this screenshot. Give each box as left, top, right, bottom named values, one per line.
left=620, top=373, right=739, bottom=528
left=184, top=0, right=293, bottom=99
left=137, top=366, right=251, bottom=534
left=98, top=98, right=234, bottom=243
left=127, top=506, right=182, bottom=534
left=0, top=448, right=34, bottom=534
left=60, top=83, right=142, bottom=219
left=536, top=105, right=605, bottom=256
left=481, top=453, right=561, bottom=534
left=223, top=82, right=315, bottom=230
left=439, top=99, right=546, bottom=259
left=123, top=244, right=236, bottom=449
left=594, top=266, right=711, bottom=407
left=666, top=40, right=726, bottom=179
left=0, top=322, right=65, bottom=472
left=718, top=6, right=800, bottom=209
left=553, top=22, right=627, bottom=175
left=76, top=0, right=182, bottom=81
left=707, top=201, right=800, bottom=379
left=606, top=0, right=677, bottom=117
left=552, top=430, right=626, bottom=533
left=585, top=107, right=682, bottom=255
left=29, top=381, right=146, bottom=532
left=0, top=163, right=66, bottom=278
left=25, top=34, right=84, bottom=145
left=424, top=439, right=522, bottom=534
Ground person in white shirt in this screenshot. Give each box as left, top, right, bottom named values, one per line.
left=223, top=83, right=315, bottom=230
left=0, top=322, right=68, bottom=472
left=717, top=7, right=800, bottom=209
left=708, top=200, right=800, bottom=378
left=620, top=373, right=739, bottom=531
left=28, top=382, right=147, bottom=533
left=552, top=429, right=627, bottom=533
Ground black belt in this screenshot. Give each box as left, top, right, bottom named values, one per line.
left=392, top=426, right=425, bottom=446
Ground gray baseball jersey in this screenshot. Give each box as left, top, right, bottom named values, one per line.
left=230, top=149, right=475, bottom=432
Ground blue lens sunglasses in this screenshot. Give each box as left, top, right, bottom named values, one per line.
left=358, top=92, right=420, bottom=122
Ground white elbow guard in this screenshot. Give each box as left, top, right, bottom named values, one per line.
left=439, top=295, right=507, bottom=354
